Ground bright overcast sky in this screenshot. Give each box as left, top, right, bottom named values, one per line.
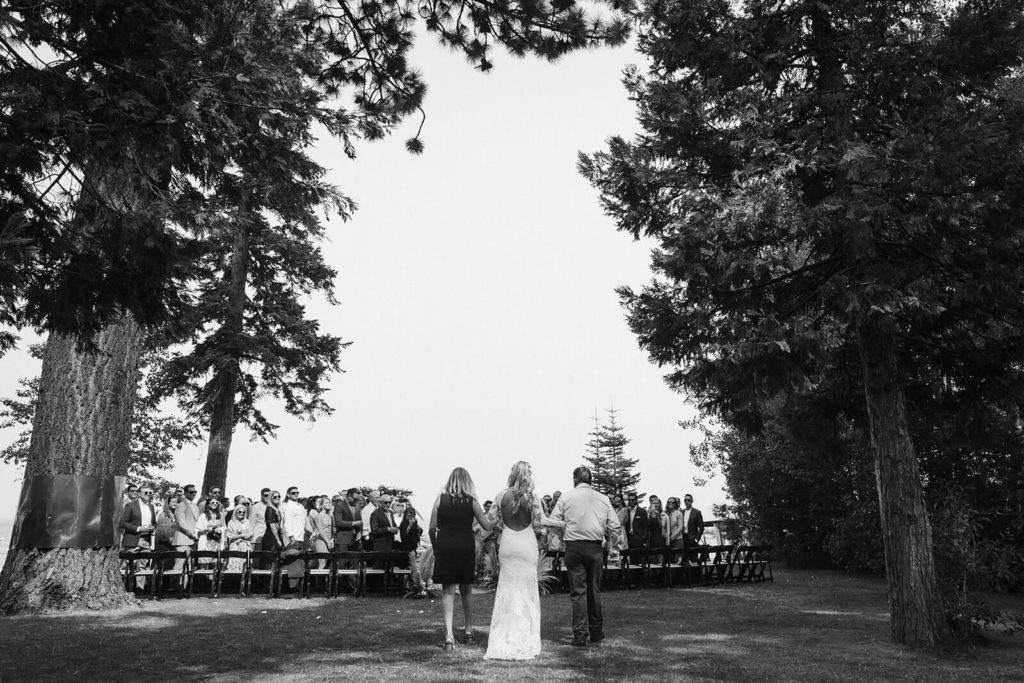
left=0, top=36, right=728, bottom=539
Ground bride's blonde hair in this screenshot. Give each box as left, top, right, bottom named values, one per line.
left=506, top=461, right=535, bottom=511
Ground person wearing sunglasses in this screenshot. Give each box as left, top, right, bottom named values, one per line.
left=172, top=485, right=201, bottom=571
left=249, top=488, right=272, bottom=553
left=681, top=494, right=704, bottom=550
left=261, top=491, right=285, bottom=552
left=121, top=486, right=156, bottom=550
left=281, top=486, right=306, bottom=548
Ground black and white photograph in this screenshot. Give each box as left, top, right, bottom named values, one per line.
left=1, top=1, right=1023, bottom=680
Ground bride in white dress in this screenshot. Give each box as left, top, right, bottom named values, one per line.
left=483, top=461, right=553, bottom=660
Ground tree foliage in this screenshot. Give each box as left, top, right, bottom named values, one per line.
left=583, top=407, right=640, bottom=497
left=0, top=0, right=633, bottom=342
left=0, top=345, right=199, bottom=486
left=581, top=0, right=1024, bottom=646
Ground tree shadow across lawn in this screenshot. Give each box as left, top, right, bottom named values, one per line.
left=2, top=570, right=1023, bottom=682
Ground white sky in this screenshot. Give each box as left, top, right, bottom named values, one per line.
left=0, top=37, right=728, bottom=540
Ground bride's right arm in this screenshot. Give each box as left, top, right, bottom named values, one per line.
left=535, top=495, right=563, bottom=529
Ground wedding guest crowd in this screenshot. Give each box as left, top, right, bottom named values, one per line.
left=122, top=483, right=428, bottom=593
left=120, top=480, right=705, bottom=594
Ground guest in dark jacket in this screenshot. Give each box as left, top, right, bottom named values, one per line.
left=121, top=486, right=157, bottom=549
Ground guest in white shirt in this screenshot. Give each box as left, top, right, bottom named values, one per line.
left=360, top=490, right=381, bottom=549
left=546, top=466, right=621, bottom=647
left=281, top=486, right=307, bottom=546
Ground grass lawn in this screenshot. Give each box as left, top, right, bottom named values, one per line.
left=1, top=569, right=1022, bottom=682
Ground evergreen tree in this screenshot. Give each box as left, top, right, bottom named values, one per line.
left=584, top=408, right=640, bottom=496
left=581, top=0, right=1024, bottom=646
left=582, top=412, right=611, bottom=493
left=0, top=346, right=200, bottom=487
left=601, top=408, right=640, bottom=497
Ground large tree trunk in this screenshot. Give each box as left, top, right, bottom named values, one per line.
left=201, top=211, right=249, bottom=494
left=0, top=313, right=145, bottom=614
left=857, top=315, right=953, bottom=647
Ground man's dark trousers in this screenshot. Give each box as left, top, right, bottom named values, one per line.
left=565, top=540, right=604, bottom=642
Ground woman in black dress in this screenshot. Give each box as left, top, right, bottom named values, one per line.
left=262, top=490, right=285, bottom=551
left=429, top=467, right=495, bottom=651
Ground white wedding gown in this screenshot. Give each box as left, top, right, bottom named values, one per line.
left=484, top=496, right=543, bottom=660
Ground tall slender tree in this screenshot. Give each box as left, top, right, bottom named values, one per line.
left=581, top=0, right=1024, bottom=646
left=583, top=412, right=611, bottom=490
left=584, top=408, right=640, bottom=496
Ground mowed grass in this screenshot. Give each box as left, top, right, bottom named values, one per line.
left=1, top=569, right=1022, bottom=682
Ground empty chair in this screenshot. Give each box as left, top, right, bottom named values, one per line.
left=119, top=550, right=159, bottom=599
left=218, top=550, right=250, bottom=596
left=157, top=550, right=190, bottom=599
left=361, top=551, right=392, bottom=595
left=247, top=550, right=281, bottom=597
left=388, top=550, right=414, bottom=595
left=301, top=551, right=335, bottom=598
left=620, top=547, right=647, bottom=589
left=332, top=550, right=363, bottom=596
left=189, top=550, right=222, bottom=597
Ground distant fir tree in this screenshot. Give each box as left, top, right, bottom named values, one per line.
left=602, top=408, right=640, bottom=497
left=582, top=413, right=612, bottom=493
left=585, top=408, right=640, bottom=497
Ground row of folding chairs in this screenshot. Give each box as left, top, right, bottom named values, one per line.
left=542, top=544, right=773, bottom=591
left=119, top=549, right=416, bottom=599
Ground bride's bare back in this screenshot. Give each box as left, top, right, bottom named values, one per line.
left=498, top=491, right=536, bottom=531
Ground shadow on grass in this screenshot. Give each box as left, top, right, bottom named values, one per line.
left=2, top=570, right=1022, bottom=682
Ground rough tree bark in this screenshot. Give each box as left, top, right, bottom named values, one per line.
left=857, top=314, right=954, bottom=647
left=201, top=209, right=249, bottom=495
left=0, top=314, right=144, bottom=614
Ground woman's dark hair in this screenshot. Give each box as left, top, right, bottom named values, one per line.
left=203, top=497, right=222, bottom=519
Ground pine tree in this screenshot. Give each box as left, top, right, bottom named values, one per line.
left=582, top=412, right=611, bottom=493
left=584, top=408, right=640, bottom=497
left=601, top=408, right=640, bottom=497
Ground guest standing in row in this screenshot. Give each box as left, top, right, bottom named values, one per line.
left=226, top=504, right=254, bottom=572
left=262, top=490, right=285, bottom=552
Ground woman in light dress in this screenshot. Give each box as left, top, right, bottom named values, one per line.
left=484, top=460, right=557, bottom=660
left=225, top=504, right=254, bottom=572
left=195, top=498, right=226, bottom=553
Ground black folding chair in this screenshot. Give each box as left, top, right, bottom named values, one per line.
left=119, top=550, right=159, bottom=599
left=702, top=545, right=734, bottom=585
left=542, top=550, right=568, bottom=592
left=189, top=550, right=222, bottom=597
left=682, top=545, right=709, bottom=587
left=218, top=550, right=250, bottom=596
left=157, top=550, right=190, bottom=599
left=332, top=551, right=363, bottom=596
left=361, top=551, right=392, bottom=595
left=644, top=546, right=668, bottom=588
left=248, top=550, right=281, bottom=597
left=620, top=547, right=647, bottom=589
left=301, top=551, right=335, bottom=598
left=601, top=549, right=622, bottom=589
left=388, top=550, right=415, bottom=594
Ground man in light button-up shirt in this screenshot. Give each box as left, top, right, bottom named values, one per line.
left=546, top=466, right=621, bottom=647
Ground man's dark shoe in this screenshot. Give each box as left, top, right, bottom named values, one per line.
left=571, top=638, right=587, bottom=647
left=589, top=631, right=605, bottom=643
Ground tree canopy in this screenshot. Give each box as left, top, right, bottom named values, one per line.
left=581, top=0, right=1024, bottom=647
